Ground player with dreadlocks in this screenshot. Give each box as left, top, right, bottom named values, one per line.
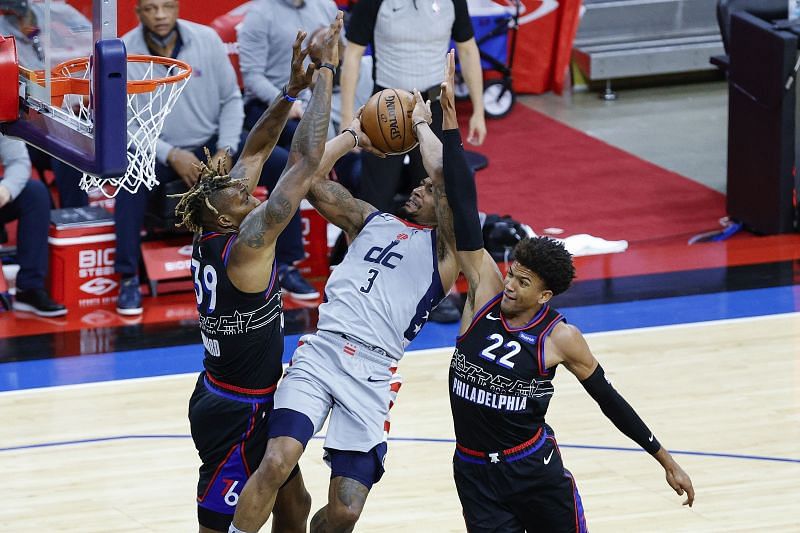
left=178, top=12, right=343, bottom=533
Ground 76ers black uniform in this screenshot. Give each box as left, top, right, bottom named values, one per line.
left=449, top=293, right=587, bottom=533
left=188, top=231, right=284, bottom=531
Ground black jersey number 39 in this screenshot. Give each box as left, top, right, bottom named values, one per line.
left=191, top=258, right=218, bottom=313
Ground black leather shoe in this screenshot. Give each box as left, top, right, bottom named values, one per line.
left=13, top=289, right=68, bottom=317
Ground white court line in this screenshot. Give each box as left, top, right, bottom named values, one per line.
left=1, top=312, right=797, bottom=397
left=583, top=311, right=800, bottom=338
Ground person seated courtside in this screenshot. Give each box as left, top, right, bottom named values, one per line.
left=0, top=135, right=67, bottom=317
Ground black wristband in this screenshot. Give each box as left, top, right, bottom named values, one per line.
left=342, top=128, right=359, bottom=149
left=318, top=63, right=336, bottom=75
left=412, top=120, right=429, bottom=138
left=581, top=364, right=662, bottom=455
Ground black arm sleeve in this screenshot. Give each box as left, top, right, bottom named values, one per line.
left=581, top=364, right=662, bottom=455
left=443, top=129, right=483, bottom=251
left=346, top=0, right=382, bottom=46
left=451, top=0, right=475, bottom=42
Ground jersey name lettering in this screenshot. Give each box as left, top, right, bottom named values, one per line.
left=452, top=376, right=529, bottom=411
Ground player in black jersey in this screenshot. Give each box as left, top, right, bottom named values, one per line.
left=169, top=13, right=343, bottom=533
left=435, top=52, right=695, bottom=532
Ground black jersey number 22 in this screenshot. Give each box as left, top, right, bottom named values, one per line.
left=481, top=333, right=522, bottom=369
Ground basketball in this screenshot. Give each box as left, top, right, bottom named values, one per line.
left=360, top=88, right=418, bottom=155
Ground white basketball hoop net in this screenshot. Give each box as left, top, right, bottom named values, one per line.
left=56, top=55, right=191, bottom=198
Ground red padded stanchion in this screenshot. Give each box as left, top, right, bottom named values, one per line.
left=0, top=35, right=18, bottom=122
left=210, top=3, right=252, bottom=90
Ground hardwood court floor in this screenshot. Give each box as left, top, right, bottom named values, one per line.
left=1, top=314, right=798, bottom=532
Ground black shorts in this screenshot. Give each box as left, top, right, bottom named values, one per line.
left=453, top=431, right=587, bottom=533
left=189, top=372, right=298, bottom=531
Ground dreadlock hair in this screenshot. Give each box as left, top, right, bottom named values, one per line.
left=512, top=237, right=576, bottom=296
left=169, top=148, right=235, bottom=233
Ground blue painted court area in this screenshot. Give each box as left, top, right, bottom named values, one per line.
left=1, top=285, right=797, bottom=391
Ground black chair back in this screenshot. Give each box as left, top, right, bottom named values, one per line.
left=717, top=0, right=788, bottom=52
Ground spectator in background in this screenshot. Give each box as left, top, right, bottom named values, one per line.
left=237, top=0, right=339, bottom=140
left=116, top=0, right=318, bottom=316
left=340, top=0, right=487, bottom=212
left=339, top=0, right=488, bottom=322
left=0, top=135, right=66, bottom=317
left=0, top=0, right=92, bottom=208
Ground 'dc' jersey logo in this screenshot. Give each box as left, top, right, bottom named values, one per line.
left=364, top=240, right=404, bottom=269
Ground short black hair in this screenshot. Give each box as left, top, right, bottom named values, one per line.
left=512, top=237, right=575, bottom=295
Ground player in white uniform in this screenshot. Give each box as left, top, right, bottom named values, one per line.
left=229, top=85, right=461, bottom=533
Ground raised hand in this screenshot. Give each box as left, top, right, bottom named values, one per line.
left=353, top=106, right=386, bottom=158
left=440, top=49, right=456, bottom=116
left=441, top=50, right=458, bottom=131
left=287, top=30, right=314, bottom=96
left=412, top=89, right=432, bottom=137
left=319, top=11, right=344, bottom=66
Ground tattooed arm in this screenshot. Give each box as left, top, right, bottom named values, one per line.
left=306, top=120, right=377, bottom=241
left=231, top=30, right=315, bottom=193
left=227, top=12, right=343, bottom=293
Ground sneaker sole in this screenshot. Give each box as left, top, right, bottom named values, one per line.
left=283, top=290, right=321, bottom=301
left=116, top=306, right=143, bottom=316
left=12, top=301, right=68, bottom=317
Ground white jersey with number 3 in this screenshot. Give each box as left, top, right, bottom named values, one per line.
left=316, top=212, right=446, bottom=360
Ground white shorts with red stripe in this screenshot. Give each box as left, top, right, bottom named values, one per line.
left=274, top=330, right=402, bottom=453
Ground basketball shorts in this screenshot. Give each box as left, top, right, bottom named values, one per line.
left=273, top=330, right=402, bottom=454
left=189, top=372, right=298, bottom=531
left=453, top=427, right=588, bottom=533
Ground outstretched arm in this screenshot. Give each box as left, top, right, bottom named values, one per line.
left=437, top=51, right=503, bottom=330
left=550, top=324, right=696, bottom=507
left=227, top=12, right=343, bottom=293
left=306, top=117, right=378, bottom=241
left=408, top=93, right=460, bottom=292
left=230, top=30, right=316, bottom=192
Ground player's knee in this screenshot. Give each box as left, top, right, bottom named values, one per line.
left=325, top=475, right=370, bottom=529
left=327, top=498, right=365, bottom=529
left=254, top=451, right=294, bottom=490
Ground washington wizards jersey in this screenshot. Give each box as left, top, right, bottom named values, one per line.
left=316, top=212, right=446, bottom=359
left=449, top=293, right=565, bottom=451
left=192, top=232, right=284, bottom=390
